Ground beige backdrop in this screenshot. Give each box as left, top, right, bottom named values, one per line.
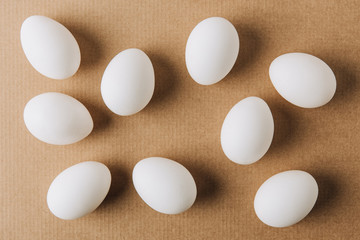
left=1, top=0, right=359, bottom=239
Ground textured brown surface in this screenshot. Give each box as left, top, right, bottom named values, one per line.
left=1, top=0, right=360, bottom=239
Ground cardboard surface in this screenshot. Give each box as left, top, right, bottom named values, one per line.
left=1, top=0, right=360, bottom=239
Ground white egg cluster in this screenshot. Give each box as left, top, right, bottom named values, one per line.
left=21, top=15, right=336, bottom=226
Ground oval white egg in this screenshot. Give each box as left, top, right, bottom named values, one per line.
left=23, top=92, right=93, bottom=145
left=101, top=48, right=155, bottom=116
left=254, top=170, right=318, bottom=227
left=132, top=157, right=197, bottom=214
left=269, top=52, right=336, bottom=108
left=185, top=17, right=240, bottom=85
left=47, top=161, right=111, bottom=220
left=221, top=96, right=274, bottom=165
left=20, top=15, right=81, bottom=80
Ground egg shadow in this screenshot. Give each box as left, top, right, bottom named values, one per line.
left=322, top=59, right=358, bottom=106
left=265, top=100, right=301, bottom=157
left=225, top=24, right=264, bottom=83
left=75, top=97, right=113, bottom=135
left=306, top=172, right=342, bottom=218
left=98, top=165, right=130, bottom=210
left=63, top=23, right=104, bottom=71
left=146, top=53, right=179, bottom=109
left=186, top=163, right=223, bottom=206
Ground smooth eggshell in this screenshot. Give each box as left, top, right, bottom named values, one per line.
left=254, top=170, right=318, bottom=227
left=101, top=48, right=155, bottom=116
left=269, top=52, right=336, bottom=108
left=185, top=17, right=240, bottom=85
left=221, top=96, right=274, bottom=165
left=132, top=157, right=197, bottom=214
left=23, top=92, right=93, bottom=145
left=20, top=15, right=81, bottom=79
left=47, top=161, right=111, bottom=220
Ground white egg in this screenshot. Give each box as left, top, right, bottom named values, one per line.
left=20, top=15, right=81, bottom=80
left=269, top=53, right=336, bottom=108
left=47, top=161, right=111, bottom=220
left=101, top=48, right=155, bottom=116
left=185, top=17, right=240, bottom=85
left=23, top=92, right=93, bottom=145
left=254, top=170, right=318, bottom=227
left=132, top=157, right=197, bottom=214
left=221, top=97, right=274, bottom=165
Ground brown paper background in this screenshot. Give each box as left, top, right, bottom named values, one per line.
left=1, top=0, right=359, bottom=239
